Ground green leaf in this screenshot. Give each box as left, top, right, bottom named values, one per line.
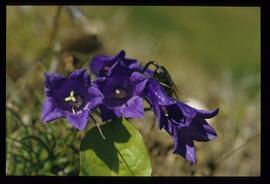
left=79, top=118, right=152, bottom=176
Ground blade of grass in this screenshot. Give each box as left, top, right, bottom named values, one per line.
left=216, top=133, right=260, bottom=166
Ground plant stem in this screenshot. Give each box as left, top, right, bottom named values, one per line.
left=216, top=133, right=260, bottom=165
left=90, top=114, right=106, bottom=140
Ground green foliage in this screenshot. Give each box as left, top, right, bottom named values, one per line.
left=6, top=107, right=80, bottom=176
left=80, top=118, right=152, bottom=176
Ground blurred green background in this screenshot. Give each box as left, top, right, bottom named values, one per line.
left=6, top=6, right=260, bottom=176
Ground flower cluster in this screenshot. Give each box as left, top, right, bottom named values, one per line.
left=41, top=50, right=218, bottom=164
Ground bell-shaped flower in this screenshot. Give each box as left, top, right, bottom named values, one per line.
left=90, top=50, right=140, bottom=77
left=144, top=78, right=218, bottom=163
left=41, top=69, right=104, bottom=130
left=93, top=60, right=148, bottom=121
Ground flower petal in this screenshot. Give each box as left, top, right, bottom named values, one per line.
left=44, top=72, right=67, bottom=96
left=129, top=72, right=148, bottom=96
left=85, top=85, right=104, bottom=110
left=107, top=59, right=128, bottom=77
left=125, top=58, right=140, bottom=70
left=69, top=69, right=90, bottom=86
left=120, top=96, right=144, bottom=119
left=145, top=78, right=176, bottom=106
left=90, top=50, right=125, bottom=76
left=114, top=50, right=126, bottom=60
left=172, top=128, right=196, bottom=164
left=196, top=108, right=219, bottom=119
left=185, top=144, right=196, bottom=164
left=189, top=118, right=217, bottom=142
left=162, top=119, right=175, bottom=135
left=41, top=97, right=64, bottom=122
left=143, top=68, right=154, bottom=78
left=90, top=55, right=109, bottom=76
left=176, top=102, right=197, bottom=126
left=66, top=110, right=89, bottom=130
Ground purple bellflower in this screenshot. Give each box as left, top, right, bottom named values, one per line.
left=90, top=50, right=154, bottom=78
left=93, top=60, right=148, bottom=121
left=145, top=78, right=218, bottom=164
left=90, top=50, right=140, bottom=77
left=41, top=69, right=104, bottom=130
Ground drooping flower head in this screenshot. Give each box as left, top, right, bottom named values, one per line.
left=94, top=60, right=148, bottom=121
left=170, top=104, right=218, bottom=163
left=144, top=78, right=218, bottom=163
left=41, top=69, right=104, bottom=130
left=90, top=50, right=140, bottom=77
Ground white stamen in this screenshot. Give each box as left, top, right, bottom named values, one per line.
left=65, top=90, right=76, bottom=102
left=72, top=107, right=76, bottom=115
left=165, top=113, right=169, bottom=117
left=65, top=97, right=71, bottom=101
left=115, top=89, right=121, bottom=95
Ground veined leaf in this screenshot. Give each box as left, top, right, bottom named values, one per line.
left=79, top=118, right=152, bottom=176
